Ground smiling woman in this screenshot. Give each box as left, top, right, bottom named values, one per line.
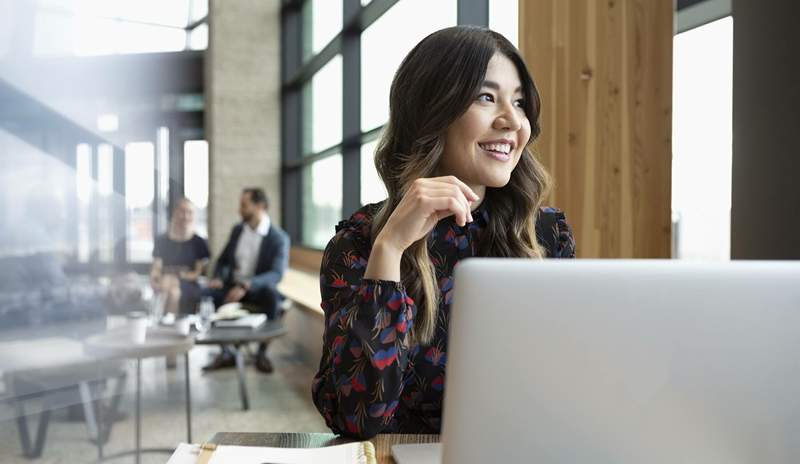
left=311, top=26, right=576, bottom=439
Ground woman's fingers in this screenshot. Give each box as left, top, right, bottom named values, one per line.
left=419, top=194, right=469, bottom=226
left=418, top=186, right=473, bottom=223
left=435, top=175, right=480, bottom=202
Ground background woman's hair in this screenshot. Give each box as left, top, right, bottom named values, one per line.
left=371, top=26, right=552, bottom=344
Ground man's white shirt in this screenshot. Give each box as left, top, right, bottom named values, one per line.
left=233, top=214, right=270, bottom=284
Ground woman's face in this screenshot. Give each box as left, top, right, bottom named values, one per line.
left=172, top=200, right=194, bottom=229
left=439, top=53, right=531, bottom=199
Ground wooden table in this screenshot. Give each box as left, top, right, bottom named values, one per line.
left=210, top=432, right=440, bottom=464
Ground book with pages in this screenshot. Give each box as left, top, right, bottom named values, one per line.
left=167, top=441, right=377, bottom=464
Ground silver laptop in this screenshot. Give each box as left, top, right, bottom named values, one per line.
left=441, top=259, right=800, bottom=464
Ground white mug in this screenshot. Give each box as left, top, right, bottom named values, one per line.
left=175, top=317, right=191, bottom=336
left=127, top=311, right=148, bottom=344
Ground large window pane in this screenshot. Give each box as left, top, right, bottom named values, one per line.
left=188, top=23, right=208, bottom=50
left=189, top=0, right=208, bottom=22
left=156, top=127, right=170, bottom=236
left=96, top=144, right=115, bottom=262
left=125, top=142, right=155, bottom=263
left=304, top=0, right=343, bottom=60
left=361, top=140, right=387, bottom=205
left=489, top=0, right=518, bottom=48
left=184, top=140, right=209, bottom=239
left=302, top=155, right=343, bottom=249
left=361, top=0, right=457, bottom=132
left=303, top=55, right=343, bottom=154
left=672, top=17, right=732, bottom=260
left=76, top=144, right=92, bottom=263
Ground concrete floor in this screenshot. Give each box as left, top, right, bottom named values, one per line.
left=0, top=339, right=329, bottom=463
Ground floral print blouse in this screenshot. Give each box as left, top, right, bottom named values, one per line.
left=311, top=199, right=576, bottom=439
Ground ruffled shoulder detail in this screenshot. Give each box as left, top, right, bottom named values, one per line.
left=329, top=201, right=385, bottom=258
left=535, top=206, right=577, bottom=258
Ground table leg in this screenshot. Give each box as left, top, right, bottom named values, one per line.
left=78, top=381, right=103, bottom=459
left=135, top=358, right=141, bottom=464
left=184, top=352, right=192, bottom=443
left=235, top=346, right=249, bottom=411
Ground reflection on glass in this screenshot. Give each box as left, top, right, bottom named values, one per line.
left=672, top=17, right=732, bottom=260
left=303, top=54, right=343, bottom=155
left=184, top=140, right=209, bottom=238
left=361, top=140, right=387, bottom=205
left=489, top=0, right=518, bottom=48
left=33, top=1, right=193, bottom=56
left=125, top=142, right=155, bottom=263
left=303, top=155, right=343, bottom=249
left=361, top=0, right=457, bottom=132
left=74, top=18, right=186, bottom=56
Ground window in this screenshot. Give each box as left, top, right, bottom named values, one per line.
left=361, top=0, right=457, bottom=132
left=302, top=155, right=343, bottom=249
left=304, top=55, right=343, bottom=155
left=672, top=16, right=733, bottom=260
left=184, top=140, right=209, bottom=238
left=96, top=144, right=115, bottom=262
left=305, top=0, right=343, bottom=59
left=361, top=139, right=386, bottom=205
left=125, top=142, right=155, bottom=263
left=76, top=144, right=93, bottom=263
left=282, top=0, right=483, bottom=249
left=489, top=0, right=518, bottom=48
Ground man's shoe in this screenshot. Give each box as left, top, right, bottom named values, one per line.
left=254, top=355, right=274, bottom=374
left=202, top=351, right=236, bottom=371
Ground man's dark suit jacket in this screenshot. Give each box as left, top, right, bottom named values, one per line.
left=213, top=222, right=290, bottom=293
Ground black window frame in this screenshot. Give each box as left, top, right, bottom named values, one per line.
left=280, top=0, right=489, bottom=250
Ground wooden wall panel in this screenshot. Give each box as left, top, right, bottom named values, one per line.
left=520, top=0, right=673, bottom=258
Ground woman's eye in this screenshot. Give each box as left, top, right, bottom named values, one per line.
left=477, top=93, right=494, bottom=103
left=514, top=99, right=525, bottom=108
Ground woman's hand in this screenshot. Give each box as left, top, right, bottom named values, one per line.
left=364, top=176, right=479, bottom=281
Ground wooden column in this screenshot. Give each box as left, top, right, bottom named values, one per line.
left=519, top=0, right=673, bottom=258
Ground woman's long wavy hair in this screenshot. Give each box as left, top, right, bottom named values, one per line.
left=371, top=26, right=552, bottom=344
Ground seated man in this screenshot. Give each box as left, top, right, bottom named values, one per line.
left=204, top=187, right=289, bottom=373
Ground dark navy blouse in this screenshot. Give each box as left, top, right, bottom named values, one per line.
left=312, top=198, right=576, bottom=438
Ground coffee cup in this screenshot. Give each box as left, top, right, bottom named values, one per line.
left=175, top=316, right=191, bottom=336
left=127, top=311, right=148, bottom=344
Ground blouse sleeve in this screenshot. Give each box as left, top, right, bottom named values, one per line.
left=537, top=207, right=577, bottom=258
left=311, top=219, right=417, bottom=439
left=152, top=235, right=164, bottom=259
left=195, top=236, right=211, bottom=261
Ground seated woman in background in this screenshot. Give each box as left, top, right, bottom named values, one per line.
left=150, top=198, right=210, bottom=319
left=312, top=26, right=576, bottom=439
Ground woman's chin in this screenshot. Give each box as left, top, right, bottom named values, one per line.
left=482, top=174, right=512, bottom=189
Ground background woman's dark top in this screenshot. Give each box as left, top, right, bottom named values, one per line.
left=152, top=234, right=210, bottom=313
left=312, top=200, right=576, bottom=439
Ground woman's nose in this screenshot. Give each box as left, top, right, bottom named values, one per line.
left=493, top=104, right=523, bottom=132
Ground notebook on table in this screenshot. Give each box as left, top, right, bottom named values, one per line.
left=168, top=441, right=376, bottom=464
left=211, top=313, right=267, bottom=329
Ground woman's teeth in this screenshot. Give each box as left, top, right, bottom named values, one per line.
left=478, top=142, right=511, bottom=154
